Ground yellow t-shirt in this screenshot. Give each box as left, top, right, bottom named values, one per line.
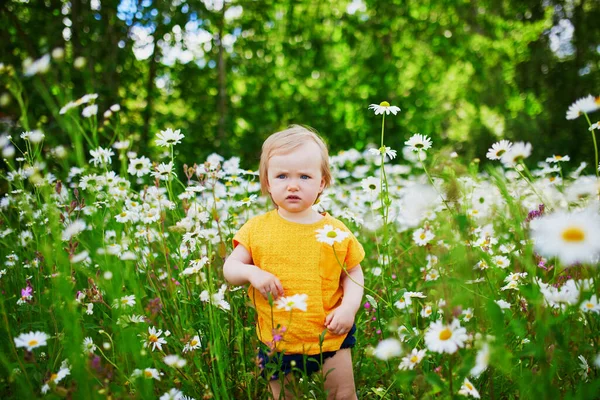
left=233, top=209, right=365, bottom=355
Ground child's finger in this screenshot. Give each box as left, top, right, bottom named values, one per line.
left=324, top=313, right=334, bottom=326
left=275, top=280, right=284, bottom=296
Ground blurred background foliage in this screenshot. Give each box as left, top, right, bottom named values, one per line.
left=1, top=0, right=599, bottom=167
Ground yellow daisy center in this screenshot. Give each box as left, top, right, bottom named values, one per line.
left=380, top=101, right=390, bottom=107
left=555, top=155, right=562, bottom=160
left=410, top=355, right=418, bottom=363
left=120, top=212, right=127, bottom=217
left=439, top=328, right=452, bottom=341
left=561, top=227, right=585, bottom=242
left=144, top=370, right=153, bottom=378
left=466, top=382, right=474, bottom=390
left=586, top=303, right=594, bottom=309
left=149, top=334, right=158, bottom=343
left=420, top=233, right=426, bottom=240
left=190, top=339, right=198, bottom=346
left=28, top=339, right=39, bottom=347
left=496, top=149, right=506, bottom=157
left=50, top=373, right=58, bottom=382
left=327, top=231, right=338, bottom=238
left=242, top=197, right=250, bottom=202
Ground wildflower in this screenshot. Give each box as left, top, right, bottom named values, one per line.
left=89, top=147, right=114, bottom=166
left=143, top=326, right=167, bottom=351
left=183, top=335, right=202, bottom=353
left=462, top=308, right=474, bottom=322
left=470, top=342, right=490, bottom=377
left=41, top=361, right=70, bottom=394
left=152, top=162, right=176, bottom=180
left=62, top=219, right=86, bottom=241
left=132, top=368, right=161, bottom=380
left=360, top=177, right=381, bottom=195
left=113, top=295, right=136, bottom=309
left=315, top=225, right=350, bottom=246
left=14, top=331, right=49, bottom=351
left=486, top=140, right=512, bottom=160
left=82, top=337, right=96, bottom=354
left=530, top=209, right=600, bottom=266
left=458, top=378, right=480, bottom=398
left=404, top=133, right=433, bottom=152
left=368, top=146, right=397, bottom=160
left=51, top=47, right=65, bottom=60
left=399, top=348, right=426, bottom=370
left=412, top=228, right=434, bottom=246
left=20, top=130, right=45, bottom=144
left=590, top=121, right=599, bottom=131
left=545, top=155, right=570, bottom=163
left=128, top=156, right=152, bottom=177
left=424, top=319, right=468, bottom=354
left=566, top=95, right=600, bottom=120
left=373, top=338, right=403, bottom=360
left=579, top=355, right=591, bottom=382
left=164, top=354, right=187, bottom=368
left=275, top=294, right=308, bottom=312
left=23, top=54, right=51, bottom=76
left=155, top=128, right=185, bottom=147
left=420, top=305, right=433, bottom=318
left=160, top=389, right=184, bottom=400
left=82, top=104, right=98, bottom=118
left=236, top=194, right=258, bottom=207
left=491, top=255, right=510, bottom=269
left=368, top=101, right=401, bottom=116
left=501, top=141, right=532, bottom=166
left=580, top=295, right=600, bottom=313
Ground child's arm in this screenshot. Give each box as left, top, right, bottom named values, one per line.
left=324, top=264, right=364, bottom=335
left=223, top=244, right=284, bottom=299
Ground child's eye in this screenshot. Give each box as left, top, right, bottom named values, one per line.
left=276, top=174, right=286, bottom=179
left=301, top=175, right=310, bottom=180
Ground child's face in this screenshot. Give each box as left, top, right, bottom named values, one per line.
left=267, top=141, right=325, bottom=217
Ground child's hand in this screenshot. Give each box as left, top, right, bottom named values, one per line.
left=324, top=305, right=355, bottom=336
left=249, top=269, right=284, bottom=300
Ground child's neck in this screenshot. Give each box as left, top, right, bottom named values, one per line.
left=277, top=208, right=324, bottom=224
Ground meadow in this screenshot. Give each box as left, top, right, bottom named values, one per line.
left=1, top=54, right=600, bottom=399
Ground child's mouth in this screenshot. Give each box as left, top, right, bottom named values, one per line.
left=286, top=195, right=300, bottom=200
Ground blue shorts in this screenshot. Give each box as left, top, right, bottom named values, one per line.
left=257, top=324, right=357, bottom=381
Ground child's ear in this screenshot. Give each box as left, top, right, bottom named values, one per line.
left=319, top=177, right=325, bottom=193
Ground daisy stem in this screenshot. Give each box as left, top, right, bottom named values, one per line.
left=515, top=163, right=550, bottom=209
left=583, top=113, right=599, bottom=180
left=449, top=354, right=454, bottom=398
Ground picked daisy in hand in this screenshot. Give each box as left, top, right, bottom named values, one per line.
left=405, top=133, right=433, bottom=152
left=424, top=319, right=468, bottom=354
left=275, top=293, right=308, bottom=312
left=155, top=128, right=184, bottom=147
left=368, top=101, right=401, bottom=116
left=315, top=225, right=350, bottom=246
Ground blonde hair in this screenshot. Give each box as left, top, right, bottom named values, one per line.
left=259, top=125, right=331, bottom=196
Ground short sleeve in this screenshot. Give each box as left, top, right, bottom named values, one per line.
left=232, top=218, right=253, bottom=255
left=344, top=231, right=365, bottom=270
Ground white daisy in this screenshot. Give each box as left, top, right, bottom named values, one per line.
left=164, top=354, right=187, bottom=368
left=155, top=128, right=184, bottom=147
left=315, top=225, right=350, bottom=246
left=89, top=146, right=114, bottom=166
left=152, top=162, right=176, bottom=181
left=275, top=293, right=308, bottom=312
left=368, top=101, right=401, bottom=115
left=360, top=176, right=381, bottom=195
left=566, top=95, right=600, bottom=120
left=236, top=194, right=258, bottom=207
left=501, top=141, right=532, bottom=166
left=82, top=104, right=98, bottom=118
left=128, top=156, right=152, bottom=177
left=424, top=319, right=468, bottom=354
left=41, top=361, right=70, bottom=394
left=529, top=208, right=600, bottom=266
left=399, top=348, right=426, bottom=370
left=492, top=255, right=510, bottom=269
left=143, top=326, right=167, bottom=351
left=413, top=228, right=434, bottom=246
left=368, top=146, right=397, bottom=160
left=589, top=121, right=599, bottom=131
left=580, top=295, right=600, bottom=313
left=458, top=378, right=480, bottom=398
left=14, top=331, right=49, bottom=351
left=495, top=299, right=511, bottom=311
left=82, top=337, right=96, bottom=354
left=470, top=342, right=490, bottom=377
left=486, top=140, right=512, bottom=160
left=373, top=338, right=403, bottom=360
left=160, top=388, right=184, bottom=400
left=545, top=154, right=570, bottom=163
left=404, top=133, right=433, bottom=152
left=183, top=335, right=202, bottom=353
